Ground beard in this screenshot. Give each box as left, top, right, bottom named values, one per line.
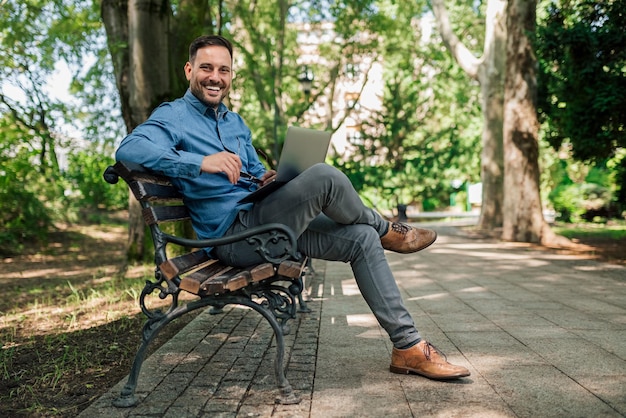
left=190, top=81, right=227, bottom=109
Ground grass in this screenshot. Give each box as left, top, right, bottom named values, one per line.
left=0, top=219, right=199, bottom=417
left=552, top=220, right=626, bottom=240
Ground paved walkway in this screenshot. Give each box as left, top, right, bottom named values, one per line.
left=80, top=224, right=626, bottom=417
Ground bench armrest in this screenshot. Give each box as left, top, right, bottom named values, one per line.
left=162, top=222, right=300, bottom=264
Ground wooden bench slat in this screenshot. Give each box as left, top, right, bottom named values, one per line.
left=248, top=263, right=276, bottom=283
left=160, top=251, right=213, bottom=280
left=179, top=263, right=234, bottom=294
left=220, top=272, right=250, bottom=293
left=278, top=258, right=308, bottom=279
left=143, top=205, right=190, bottom=225
left=129, top=181, right=182, bottom=202
left=178, top=262, right=277, bottom=296
left=197, top=266, right=241, bottom=294
left=200, top=263, right=276, bottom=295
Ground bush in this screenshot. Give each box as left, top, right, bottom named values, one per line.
left=64, top=147, right=128, bottom=211
left=0, top=184, right=52, bottom=256
left=550, top=182, right=613, bottom=223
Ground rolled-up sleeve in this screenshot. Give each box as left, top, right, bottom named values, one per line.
left=116, top=103, right=204, bottom=179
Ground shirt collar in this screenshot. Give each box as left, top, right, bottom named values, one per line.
left=184, top=89, right=229, bottom=119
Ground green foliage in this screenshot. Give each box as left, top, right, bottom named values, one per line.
left=0, top=0, right=124, bottom=254
left=553, top=221, right=626, bottom=240
left=536, top=0, right=626, bottom=207
left=550, top=180, right=614, bottom=223
left=0, top=183, right=52, bottom=256
left=332, top=1, right=482, bottom=212
left=64, top=144, right=128, bottom=211
left=0, top=115, right=54, bottom=254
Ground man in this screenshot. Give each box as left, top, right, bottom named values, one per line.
left=116, top=35, right=470, bottom=380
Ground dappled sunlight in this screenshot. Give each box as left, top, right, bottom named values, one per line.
left=1, top=295, right=142, bottom=347
left=326, top=313, right=384, bottom=341
left=346, top=313, right=378, bottom=327
left=0, top=264, right=120, bottom=281
left=431, top=248, right=556, bottom=269
left=0, top=283, right=195, bottom=346
left=126, top=263, right=157, bottom=278
left=406, top=286, right=489, bottom=302
left=341, top=279, right=361, bottom=296
left=407, top=291, right=450, bottom=301
left=392, top=272, right=436, bottom=285
left=344, top=314, right=385, bottom=339
left=431, top=247, right=544, bottom=261
left=440, top=242, right=511, bottom=250
left=0, top=222, right=150, bottom=347
left=574, top=264, right=626, bottom=272
left=387, top=258, right=430, bottom=270
left=460, top=286, right=490, bottom=293
left=311, top=282, right=325, bottom=299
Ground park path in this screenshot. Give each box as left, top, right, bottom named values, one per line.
left=81, top=223, right=626, bottom=417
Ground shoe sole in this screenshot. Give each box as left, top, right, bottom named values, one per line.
left=389, top=365, right=470, bottom=380
left=391, top=231, right=438, bottom=254
left=413, top=232, right=437, bottom=252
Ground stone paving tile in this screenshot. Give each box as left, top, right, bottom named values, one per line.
left=81, top=283, right=322, bottom=417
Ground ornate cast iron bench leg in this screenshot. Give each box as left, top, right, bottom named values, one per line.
left=113, top=293, right=302, bottom=407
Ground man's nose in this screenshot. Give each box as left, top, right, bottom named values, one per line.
left=207, top=69, right=220, bottom=80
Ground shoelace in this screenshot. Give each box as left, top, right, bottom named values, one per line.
left=390, top=222, right=411, bottom=236
left=422, top=341, right=448, bottom=362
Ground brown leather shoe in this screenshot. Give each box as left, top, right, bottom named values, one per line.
left=380, top=222, right=437, bottom=253
left=390, top=340, right=470, bottom=380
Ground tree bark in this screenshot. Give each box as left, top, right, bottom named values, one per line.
left=502, top=0, right=562, bottom=245
left=431, top=0, right=506, bottom=230
left=102, top=0, right=173, bottom=261
left=128, top=0, right=172, bottom=126
left=476, top=0, right=506, bottom=230
left=101, top=0, right=132, bottom=132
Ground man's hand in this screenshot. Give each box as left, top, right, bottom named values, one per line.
left=201, top=152, right=242, bottom=184
left=260, top=170, right=277, bottom=186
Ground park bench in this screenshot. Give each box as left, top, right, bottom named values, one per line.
left=103, top=160, right=308, bottom=407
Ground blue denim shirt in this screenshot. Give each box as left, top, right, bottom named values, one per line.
left=116, top=90, right=267, bottom=246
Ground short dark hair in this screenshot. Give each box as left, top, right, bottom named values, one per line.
left=189, top=35, right=233, bottom=63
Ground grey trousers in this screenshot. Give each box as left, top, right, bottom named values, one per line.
left=214, top=163, right=421, bottom=348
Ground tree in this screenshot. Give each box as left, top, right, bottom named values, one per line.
left=536, top=0, right=626, bottom=209
left=502, top=0, right=566, bottom=245
left=0, top=0, right=99, bottom=190
left=430, top=0, right=507, bottom=229
left=332, top=1, right=482, bottom=214
left=0, top=0, right=113, bottom=251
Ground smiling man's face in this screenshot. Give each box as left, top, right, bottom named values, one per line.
left=185, top=45, right=232, bottom=109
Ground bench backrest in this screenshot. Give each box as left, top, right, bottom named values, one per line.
left=104, top=161, right=210, bottom=277
left=104, top=161, right=306, bottom=296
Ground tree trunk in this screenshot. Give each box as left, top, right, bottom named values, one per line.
left=128, top=0, right=172, bottom=125
left=431, top=0, right=506, bottom=230
left=101, top=0, right=132, bottom=132
left=502, top=0, right=562, bottom=245
left=170, top=0, right=218, bottom=96
left=102, top=0, right=172, bottom=261
left=476, top=0, right=506, bottom=230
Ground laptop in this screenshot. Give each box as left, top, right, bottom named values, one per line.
left=238, top=126, right=332, bottom=204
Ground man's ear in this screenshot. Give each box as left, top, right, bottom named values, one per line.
left=184, top=62, right=192, bottom=81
